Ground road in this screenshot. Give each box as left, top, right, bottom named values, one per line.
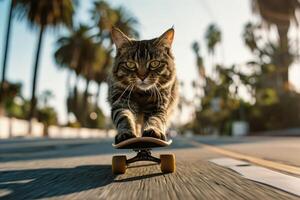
left=0, top=136, right=299, bottom=200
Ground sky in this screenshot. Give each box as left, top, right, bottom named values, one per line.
left=0, top=0, right=300, bottom=124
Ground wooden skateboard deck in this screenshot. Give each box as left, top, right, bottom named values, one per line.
left=112, top=137, right=172, bottom=149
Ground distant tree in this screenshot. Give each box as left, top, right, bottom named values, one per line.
left=40, top=90, right=54, bottom=107
left=55, top=25, right=103, bottom=124
left=242, top=22, right=294, bottom=94
left=55, top=25, right=88, bottom=124
left=67, top=90, right=105, bottom=128
left=92, top=47, right=113, bottom=109
left=80, top=42, right=108, bottom=124
left=91, top=0, right=139, bottom=44
left=55, top=25, right=92, bottom=95
left=91, top=0, right=117, bottom=42
left=205, top=24, right=221, bottom=55
left=113, top=7, right=139, bottom=39
left=191, top=25, right=255, bottom=135
left=238, top=20, right=300, bottom=132
left=2, top=81, right=22, bottom=118
left=252, top=0, right=300, bottom=90
left=192, top=41, right=206, bottom=79
left=37, top=106, right=58, bottom=136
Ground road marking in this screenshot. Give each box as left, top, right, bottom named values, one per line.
left=188, top=140, right=300, bottom=176
left=0, top=189, right=11, bottom=198
left=0, top=179, right=33, bottom=184
left=210, top=158, right=300, bottom=197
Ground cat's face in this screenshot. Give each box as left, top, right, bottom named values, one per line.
left=111, top=28, right=175, bottom=91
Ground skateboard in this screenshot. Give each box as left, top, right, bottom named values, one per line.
left=112, top=137, right=175, bottom=174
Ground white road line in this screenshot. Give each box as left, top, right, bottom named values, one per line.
left=187, top=140, right=300, bottom=175
left=210, top=158, right=300, bottom=197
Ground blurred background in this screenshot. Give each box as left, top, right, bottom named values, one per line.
left=1, top=0, right=300, bottom=138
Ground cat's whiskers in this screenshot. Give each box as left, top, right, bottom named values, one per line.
left=153, top=87, right=160, bottom=108
left=112, top=79, right=135, bottom=89
left=149, top=87, right=154, bottom=99
left=127, top=85, right=135, bottom=112
left=157, top=87, right=164, bottom=107
left=116, top=84, right=132, bottom=103
left=154, top=85, right=163, bottom=108
left=111, top=80, right=126, bottom=88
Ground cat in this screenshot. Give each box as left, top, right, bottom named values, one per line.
left=108, top=27, right=178, bottom=144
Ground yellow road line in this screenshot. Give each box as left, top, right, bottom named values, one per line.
left=189, top=140, right=300, bottom=176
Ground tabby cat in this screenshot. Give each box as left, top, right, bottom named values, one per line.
left=108, top=27, right=178, bottom=144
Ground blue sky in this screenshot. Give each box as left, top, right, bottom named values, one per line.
left=0, top=0, right=299, bottom=123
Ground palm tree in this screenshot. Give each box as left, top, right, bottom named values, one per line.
left=91, top=0, right=117, bottom=42
left=205, top=24, right=221, bottom=80
left=55, top=25, right=106, bottom=126
left=80, top=42, right=111, bottom=124
left=14, top=0, right=75, bottom=122
left=55, top=25, right=91, bottom=91
left=93, top=47, right=113, bottom=108
left=113, top=7, right=139, bottom=39
left=205, top=24, right=221, bottom=55
left=55, top=25, right=93, bottom=124
left=40, top=90, right=54, bottom=107
left=91, top=0, right=139, bottom=44
left=0, top=0, right=15, bottom=103
left=192, top=41, right=206, bottom=79
left=252, top=0, right=300, bottom=86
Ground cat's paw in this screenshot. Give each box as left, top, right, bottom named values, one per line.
left=142, top=128, right=166, bottom=141
left=115, top=132, right=136, bottom=144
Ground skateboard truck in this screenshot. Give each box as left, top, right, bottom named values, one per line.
left=126, top=149, right=160, bottom=164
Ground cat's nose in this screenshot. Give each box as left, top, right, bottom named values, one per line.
left=139, top=76, right=146, bottom=81
left=138, top=74, right=147, bottom=81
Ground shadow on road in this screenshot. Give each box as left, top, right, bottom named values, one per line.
left=0, top=165, right=115, bottom=200
left=0, top=138, right=195, bottom=163
left=127, top=163, right=157, bottom=169
left=114, top=172, right=164, bottom=182
left=115, top=163, right=165, bottom=182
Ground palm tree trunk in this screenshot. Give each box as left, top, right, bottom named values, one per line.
left=278, top=26, right=290, bottom=82
left=82, top=78, right=90, bottom=126
left=83, top=79, right=90, bottom=102
left=29, top=26, right=45, bottom=122
left=65, top=71, right=72, bottom=124
left=277, top=25, right=292, bottom=92
left=73, top=73, right=79, bottom=114
left=0, top=0, right=14, bottom=102
left=94, top=82, right=101, bottom=109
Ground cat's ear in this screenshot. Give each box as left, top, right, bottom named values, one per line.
left=156, top=28, right=175, bottom=47
left=111, top=27, right=132, bottom=49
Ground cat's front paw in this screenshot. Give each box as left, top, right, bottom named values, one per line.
left=115, top=132, right=136, bottom=144
left=142, top=128, right=166, bottom=141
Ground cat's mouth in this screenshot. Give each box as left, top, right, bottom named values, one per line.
left=136, top=79, right=154, bottom=90
left=137, top=82, right=153, bottom=90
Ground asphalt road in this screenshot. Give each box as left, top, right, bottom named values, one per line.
left=0, top=136, right=299, bottom=200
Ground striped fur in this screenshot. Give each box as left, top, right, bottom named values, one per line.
left=108, top=28, right=178, bottom=144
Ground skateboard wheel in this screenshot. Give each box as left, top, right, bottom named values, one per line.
left=112, top=155, right=127, bottom=174
left=160, top=154, right=175, bottom=173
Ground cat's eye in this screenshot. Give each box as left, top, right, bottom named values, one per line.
left=149, top=60, right=160, bottom=69
left=125, top=61, right=136, bottom=70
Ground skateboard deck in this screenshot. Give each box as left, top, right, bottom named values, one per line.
left=113, top=137, right=172, bottom=149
